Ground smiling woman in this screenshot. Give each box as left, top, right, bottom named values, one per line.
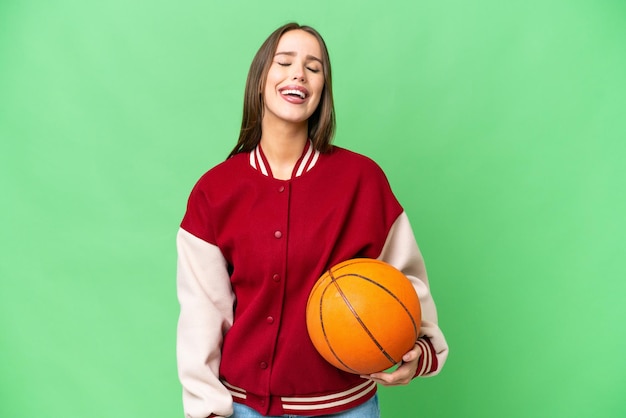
left=259, top=29, right=326, bottom=179
left=229, top=23, right=335, bottom=158
left=175, top=22, right=448, bottom=418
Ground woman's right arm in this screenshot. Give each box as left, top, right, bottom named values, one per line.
left=176, top=228, right=235, bottom=418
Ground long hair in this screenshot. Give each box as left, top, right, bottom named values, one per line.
left=228, top=23, right=335, bottom=158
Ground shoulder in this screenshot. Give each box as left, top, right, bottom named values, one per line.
left=192, top=152, right=250, bottom=190
left=327, top=146, right=386, bottom=173
left=181, top=153, right=251, bottom=240
left=324, top=146, right=389, bottom=181
left=322, top=146, right=404, bottom=226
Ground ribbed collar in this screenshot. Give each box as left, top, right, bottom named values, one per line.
left=249, top=140, right=320, bottom=179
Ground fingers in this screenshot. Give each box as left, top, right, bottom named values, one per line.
left=361, top=362, right=413, bottom=386
left=360, top=343, right=423, bottom=386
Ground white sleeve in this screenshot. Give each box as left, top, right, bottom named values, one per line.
left=176, top=228, right=235, bottom=418
left=377, top=212, right=449, bottom=376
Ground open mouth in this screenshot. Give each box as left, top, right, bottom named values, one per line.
left=280, top=89, right=307, bottom=99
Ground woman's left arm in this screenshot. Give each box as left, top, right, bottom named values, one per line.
left=364, top=212, right=449, bottom=385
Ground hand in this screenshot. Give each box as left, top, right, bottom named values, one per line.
left=360, top=343, right=423, bottom=386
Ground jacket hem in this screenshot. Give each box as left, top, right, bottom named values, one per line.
left=223, top=379, right=377, bottom=415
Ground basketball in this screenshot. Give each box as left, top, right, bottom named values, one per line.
left=306, top=258, right=421, bottom=375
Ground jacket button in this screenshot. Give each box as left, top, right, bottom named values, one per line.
left=266, top=316, right=274, bottom=324
left=278, top=185, right=285, bottom=192
left=272, top=274, right=280, bottom=282
left=274, top=230, right=282, bottom=239
left=260, top=361, right=268, bottom=369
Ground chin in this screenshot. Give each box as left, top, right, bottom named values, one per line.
left=277, top=112, right=312, bottom=125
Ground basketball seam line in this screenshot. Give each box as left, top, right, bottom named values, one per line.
left=327, top=269, right=397, bottom=368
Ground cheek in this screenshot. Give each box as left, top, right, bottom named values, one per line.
left=315, top=76, right=326, bottom=93
left=263, top=69, right=281, bottom=92
left=262, top=74, right=278, bottom=101
left=312, top=81, right=325, bottom=105
left=311, top=93, right=323, bottom=109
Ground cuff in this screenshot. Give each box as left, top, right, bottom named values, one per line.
left=414, top=337, right=438, bottom=377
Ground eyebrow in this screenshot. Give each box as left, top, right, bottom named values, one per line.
left=274, top=51, right=323, bottom=64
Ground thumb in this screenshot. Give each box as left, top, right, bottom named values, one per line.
left=403, top=344, right=422, bottom=362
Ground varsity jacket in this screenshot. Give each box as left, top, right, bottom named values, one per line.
left=177, top=142, right=448, bottom=418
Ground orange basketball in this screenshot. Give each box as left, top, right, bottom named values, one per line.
left=306, top=258, right=421, bottom=374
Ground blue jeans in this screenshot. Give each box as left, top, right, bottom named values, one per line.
left=231, top=394, right=380, bottom=418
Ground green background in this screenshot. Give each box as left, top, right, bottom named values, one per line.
left=1, top=0, right=624, bottom=417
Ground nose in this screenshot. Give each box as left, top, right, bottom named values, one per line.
left=291, top=66, right=305, bottom=82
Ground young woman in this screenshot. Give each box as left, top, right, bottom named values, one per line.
left=176, top=23, right=448, bottom=418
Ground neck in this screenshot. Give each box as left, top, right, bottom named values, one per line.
left=260, top=120, right=308, bottom=180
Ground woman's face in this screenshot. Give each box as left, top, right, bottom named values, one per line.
left=262, top=29, right=325, bottom=128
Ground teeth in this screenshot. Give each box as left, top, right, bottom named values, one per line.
left=281, top=89, right=306, bottom=99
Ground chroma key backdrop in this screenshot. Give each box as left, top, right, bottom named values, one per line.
left=1, top=1, right=624, bottom=417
